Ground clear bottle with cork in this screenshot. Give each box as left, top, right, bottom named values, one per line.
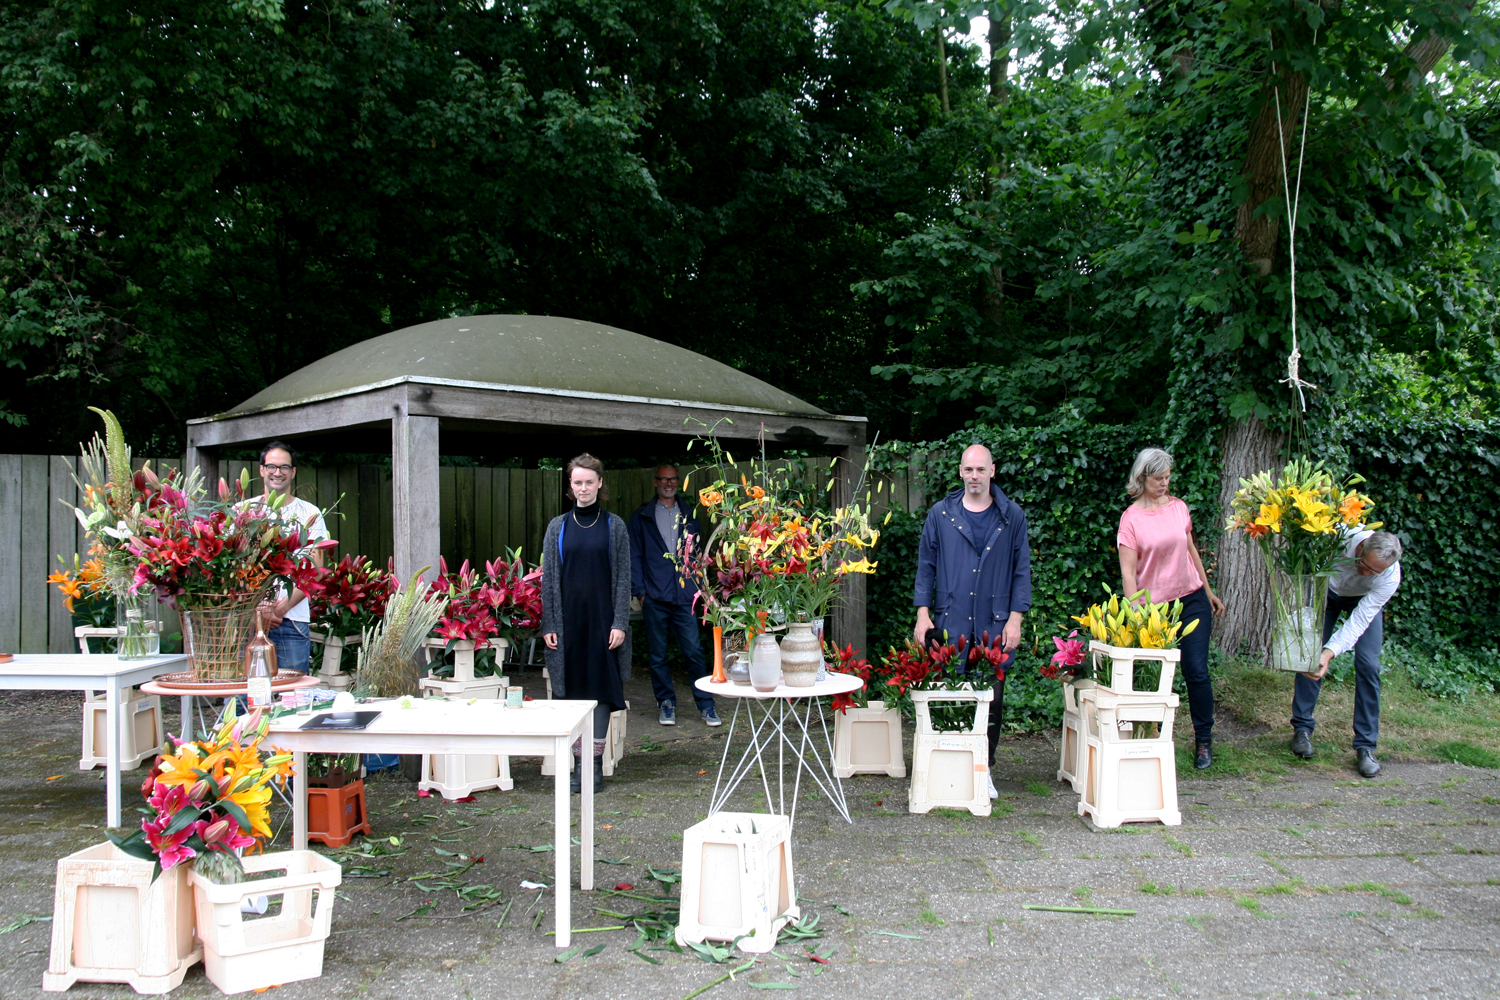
left=243, top=608, right=278, bottom=710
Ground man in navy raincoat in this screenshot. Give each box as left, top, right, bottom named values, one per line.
left=914, top=443, right=1032, bottom=796
left=629, top=464, right=720, bottom=728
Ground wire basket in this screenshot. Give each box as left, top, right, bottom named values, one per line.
left=180, top=590, right=270, bottom=682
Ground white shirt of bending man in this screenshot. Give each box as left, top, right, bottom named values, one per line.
left=237, top=446, right=329, bottom=627
left=1307, top=529, right=1401, bottom=679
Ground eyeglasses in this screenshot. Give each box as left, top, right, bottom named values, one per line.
left=261, top=464, right=294, bottom=474
left=655, top=476, right=679, bottom=483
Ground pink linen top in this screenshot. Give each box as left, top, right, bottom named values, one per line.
left=1117, top=496, right=1203, bottom=603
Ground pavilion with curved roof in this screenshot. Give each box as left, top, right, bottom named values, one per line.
left=185, top=315, right=868, bottom=649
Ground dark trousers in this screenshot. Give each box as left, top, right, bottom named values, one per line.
left=987, top=675, right=1006, bottom=766
left=1291, top=592, right=1383, bottom=751
left=641, top=598, right=713, bottom=712
left=1178, top=586, right=1215, bottom=745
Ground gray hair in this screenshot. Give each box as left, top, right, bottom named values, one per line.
left=1126, top=447, right=1173, bottom=498
left=1363, top=531, right=1403, bottom=565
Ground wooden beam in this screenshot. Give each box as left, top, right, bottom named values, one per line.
left=187, top=386, right=401, bottom=447
left=392, top=396, right=440, bottom=587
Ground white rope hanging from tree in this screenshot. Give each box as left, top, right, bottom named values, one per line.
left=1271, top=27, right=1319, bottom=411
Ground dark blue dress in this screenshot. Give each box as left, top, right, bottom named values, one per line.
left=560, top=502, right=625, bottom=711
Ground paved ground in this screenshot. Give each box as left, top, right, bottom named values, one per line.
left=2, top=669, right=1497, bottom=1000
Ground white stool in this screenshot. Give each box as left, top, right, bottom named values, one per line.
left=832, top=700, right=906, bottom=778
left=1056, top=678, right=1097, bottom=791
left=76, top=626, right=164, bottom=771
left=1077, top=687, right=1183, bottom=828
left=674, top=812, right=798, bottom=954
left=908, top=688, right=993, bottom=817
left=308, top=630, right=359, bottom=691
left=1088, top=641, right=1180, bottom=696
left=417, top=665, right=512, bottom=799
left=537, top=667, right=626, bottom=778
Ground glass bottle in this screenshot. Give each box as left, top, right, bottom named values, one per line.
left=244, top=609, right=276, bottom=710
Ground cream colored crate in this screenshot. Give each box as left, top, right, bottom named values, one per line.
left=674, top=812, right=798, bottom=954
left=417, top=672, right=511, bottom=798
left=537, top=668, right=626, bottom=777
left=832, top=699, right=906, bottom=778
left=421, top=636, right=508, bottom=684
left=78, top=688, right=164, bottom=772
left=1077, top=687, right=1183, bottom=829
left=188, top=850, right=341, bottom=995
left=308, top=630, right=359, bottom=691
left=43, top=842, right=201, bottom=994
left=908, top=688, right=992, bottom=817
left=1088, top=640, right=1180, bottom=696
left=1056, top=678, right=1098, bottom=791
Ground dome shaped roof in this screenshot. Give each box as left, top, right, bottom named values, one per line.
left=226, top=315, right=826, bottom=416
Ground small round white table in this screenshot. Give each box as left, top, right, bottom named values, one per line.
left=694, top=672, right=864, bottom=828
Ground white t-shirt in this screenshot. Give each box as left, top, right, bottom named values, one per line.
left=236, top=495, right=330, bottom=623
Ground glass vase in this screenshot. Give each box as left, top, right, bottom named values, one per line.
left=115, top=590, right=161, bottom=660
left=1268, top=573, right=1330, bottom=673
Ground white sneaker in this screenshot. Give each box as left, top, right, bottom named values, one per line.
left=987, top=776, right=999, bottom=799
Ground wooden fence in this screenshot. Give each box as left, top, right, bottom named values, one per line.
left=1, top=454, right=924, bottom=654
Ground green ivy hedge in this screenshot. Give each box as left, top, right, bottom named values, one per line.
left=863, top=413, right=1500, bottom=729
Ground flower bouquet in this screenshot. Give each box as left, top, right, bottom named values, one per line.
left=108, top=704, right=292, bottom=883
left=62, top=408, right=202, bottom=658
left=1064, top=586, right=1198, bottom=692
left=309, top=555, right=396, bottom=675
left=130, top=472, right=335, bottom=680
left=49, top=554, right=117, bottom=649
left=840, top=633, right=1010, bottom=732
left=425, top=553, right=543, bottom=679
left=1225, top=458, right=1378, bottom=671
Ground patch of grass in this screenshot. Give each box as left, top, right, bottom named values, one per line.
left=991, top=801, right=1015, bottom=817
left=1432, top=741, right=1500, bottom=768
left=1023, top=781, right=1052, bottom=798
left=1233, top=894, right=1274, bottom=917
left=1258, top=878, right=1307, bottom=896
left=1017, top=830, right=1042, bottom=847
left=1215, top=658, right=1500, bottom=764
left=918, top=908, right=945, bottom=926
left=1439, top=777, right=1469, bottom=789
left=1162, top=835, right=1194, bottom=857
left=1479, top=796, right=1500, bottom=805
left=1341, top=882, right=1412, bottom=905
left=1138, top=882, right=1176, bottom=896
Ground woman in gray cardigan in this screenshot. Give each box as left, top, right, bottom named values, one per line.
left=542, top=453, right=633, bottom=793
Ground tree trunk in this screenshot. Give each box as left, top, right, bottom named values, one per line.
left=980, top=12, right=1012, bottom=324
left=1213, top=416, right=1284, bottom=660
left=1234, top=67, right=1307, bottom=277
left=936, top=29, right=950, bottom=116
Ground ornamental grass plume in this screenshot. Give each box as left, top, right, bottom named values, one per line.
left=355, top=568, right=448, bottom=697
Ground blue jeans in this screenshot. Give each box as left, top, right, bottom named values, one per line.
left=1178, top=587, right=1215, bottom=744
left=270, top=619, right=312, bottom=675
left=641, top=598, right=713, bottom=711
left=1291, top=593, right=1383, bottom=750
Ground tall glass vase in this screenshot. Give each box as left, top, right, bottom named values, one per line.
left=114, top=589, right=162, bottom=660
left=1268, top=573, right=1330, bottom=673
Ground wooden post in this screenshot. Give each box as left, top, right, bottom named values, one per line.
left=392, top=397, right=440, bottom=587
left=831, top=441, right=868, bottom=658
left=184, top=438, right=219, bottom=494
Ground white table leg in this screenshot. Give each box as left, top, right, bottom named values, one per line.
left=105, top=680, right=121, bottom=828
left=580, top=721, right=594, bottom=891
left=553, top=734, right=570, bottom=948
left=179, top=695, right=193, bottom=740
left=292, top=751, right=308, bottom=849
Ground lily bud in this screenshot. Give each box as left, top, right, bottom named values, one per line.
left=140, top=771, right=157, bottom=801
left=217, top=774, right=236, bottom=797
left=188, top=778, right=213, bottom=803
left=200, top=818, right=232, bottom=847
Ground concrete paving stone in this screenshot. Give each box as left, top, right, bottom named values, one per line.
left=1207, top=806, right=1351, bottom=829
left=1303, top=825, right=1471, bottom=857
left=1155, top=827, right=1323, bottom=857
left=1277, top=855, right=1447, bottom=887
left=1355, top=946, right=1500, bottom=1000
left=1411, top=852, right=1500, bottom=884
left=1400, top=884, right=1500, bottom=920
left=983, top=857, right=1141, bottom=890
left=1433, top=824, right=1500, bottom=853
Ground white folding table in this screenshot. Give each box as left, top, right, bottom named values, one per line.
left=266, top=697, right=596, bottom=946
left=0, top=652, right=190, bottom=828
left=695, top=672, right=862, bottom=828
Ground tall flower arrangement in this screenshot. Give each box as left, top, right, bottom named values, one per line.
left=835, top=633, right=1010, bottom=727
left=679, top=429, right=880, bottom=642
left=355, top=571, right=449, bottom=697
left=310, top=555, right=396, bottom=639
left=424, top=554, right=543, bottom=679
left=108, top=704, right=293, bottom=883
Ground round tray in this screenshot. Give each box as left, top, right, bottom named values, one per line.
left=150, top=669, right=310, bottom=691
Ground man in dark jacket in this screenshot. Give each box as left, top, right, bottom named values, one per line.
left=629, top=464, right=720, bottom=727
left=914, top=443, right=1032, bottom=797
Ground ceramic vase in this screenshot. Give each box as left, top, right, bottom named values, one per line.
left=779, top=622, right=821, bottom=687
left=748, top=634, right=782, bottom=692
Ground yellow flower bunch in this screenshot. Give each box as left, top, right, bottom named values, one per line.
left=1225, top=458, right=1378, bottom=578
left=1071, top=587, right=1199, bottom=650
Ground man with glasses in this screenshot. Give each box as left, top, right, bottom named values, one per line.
left=239, top=441, right=329, bottom=674
left=1290, top=530, right=1404, bottom=777
left=629, top=464, right=719, bottom=727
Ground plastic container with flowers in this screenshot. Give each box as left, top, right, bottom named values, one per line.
left=1224, top=458, right=1378, bottom=672
left=1065, top=586, right=1199, bottom=689
left=130, top=471, right=335, bottom=681
left=425, top=553, right=544, bottom=680
left=61, top=408, right=203, bottom=658
left=48, top=553, right=117, bottom=651
left=835, top=633, right=1011, bottom=732
left=308, top=555, right=397, bottom=674
left=107, top=703, right=293, bottom=884
left=679, top=425, right=882, bottom=688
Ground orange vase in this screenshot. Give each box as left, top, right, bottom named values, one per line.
left=711, top=626, right=727, bottom=683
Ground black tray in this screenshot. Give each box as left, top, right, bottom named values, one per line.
left=299, top=711, right=382, bottom=731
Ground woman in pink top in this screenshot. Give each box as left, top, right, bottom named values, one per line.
left=1117, top=448, right=1225, bottom=770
